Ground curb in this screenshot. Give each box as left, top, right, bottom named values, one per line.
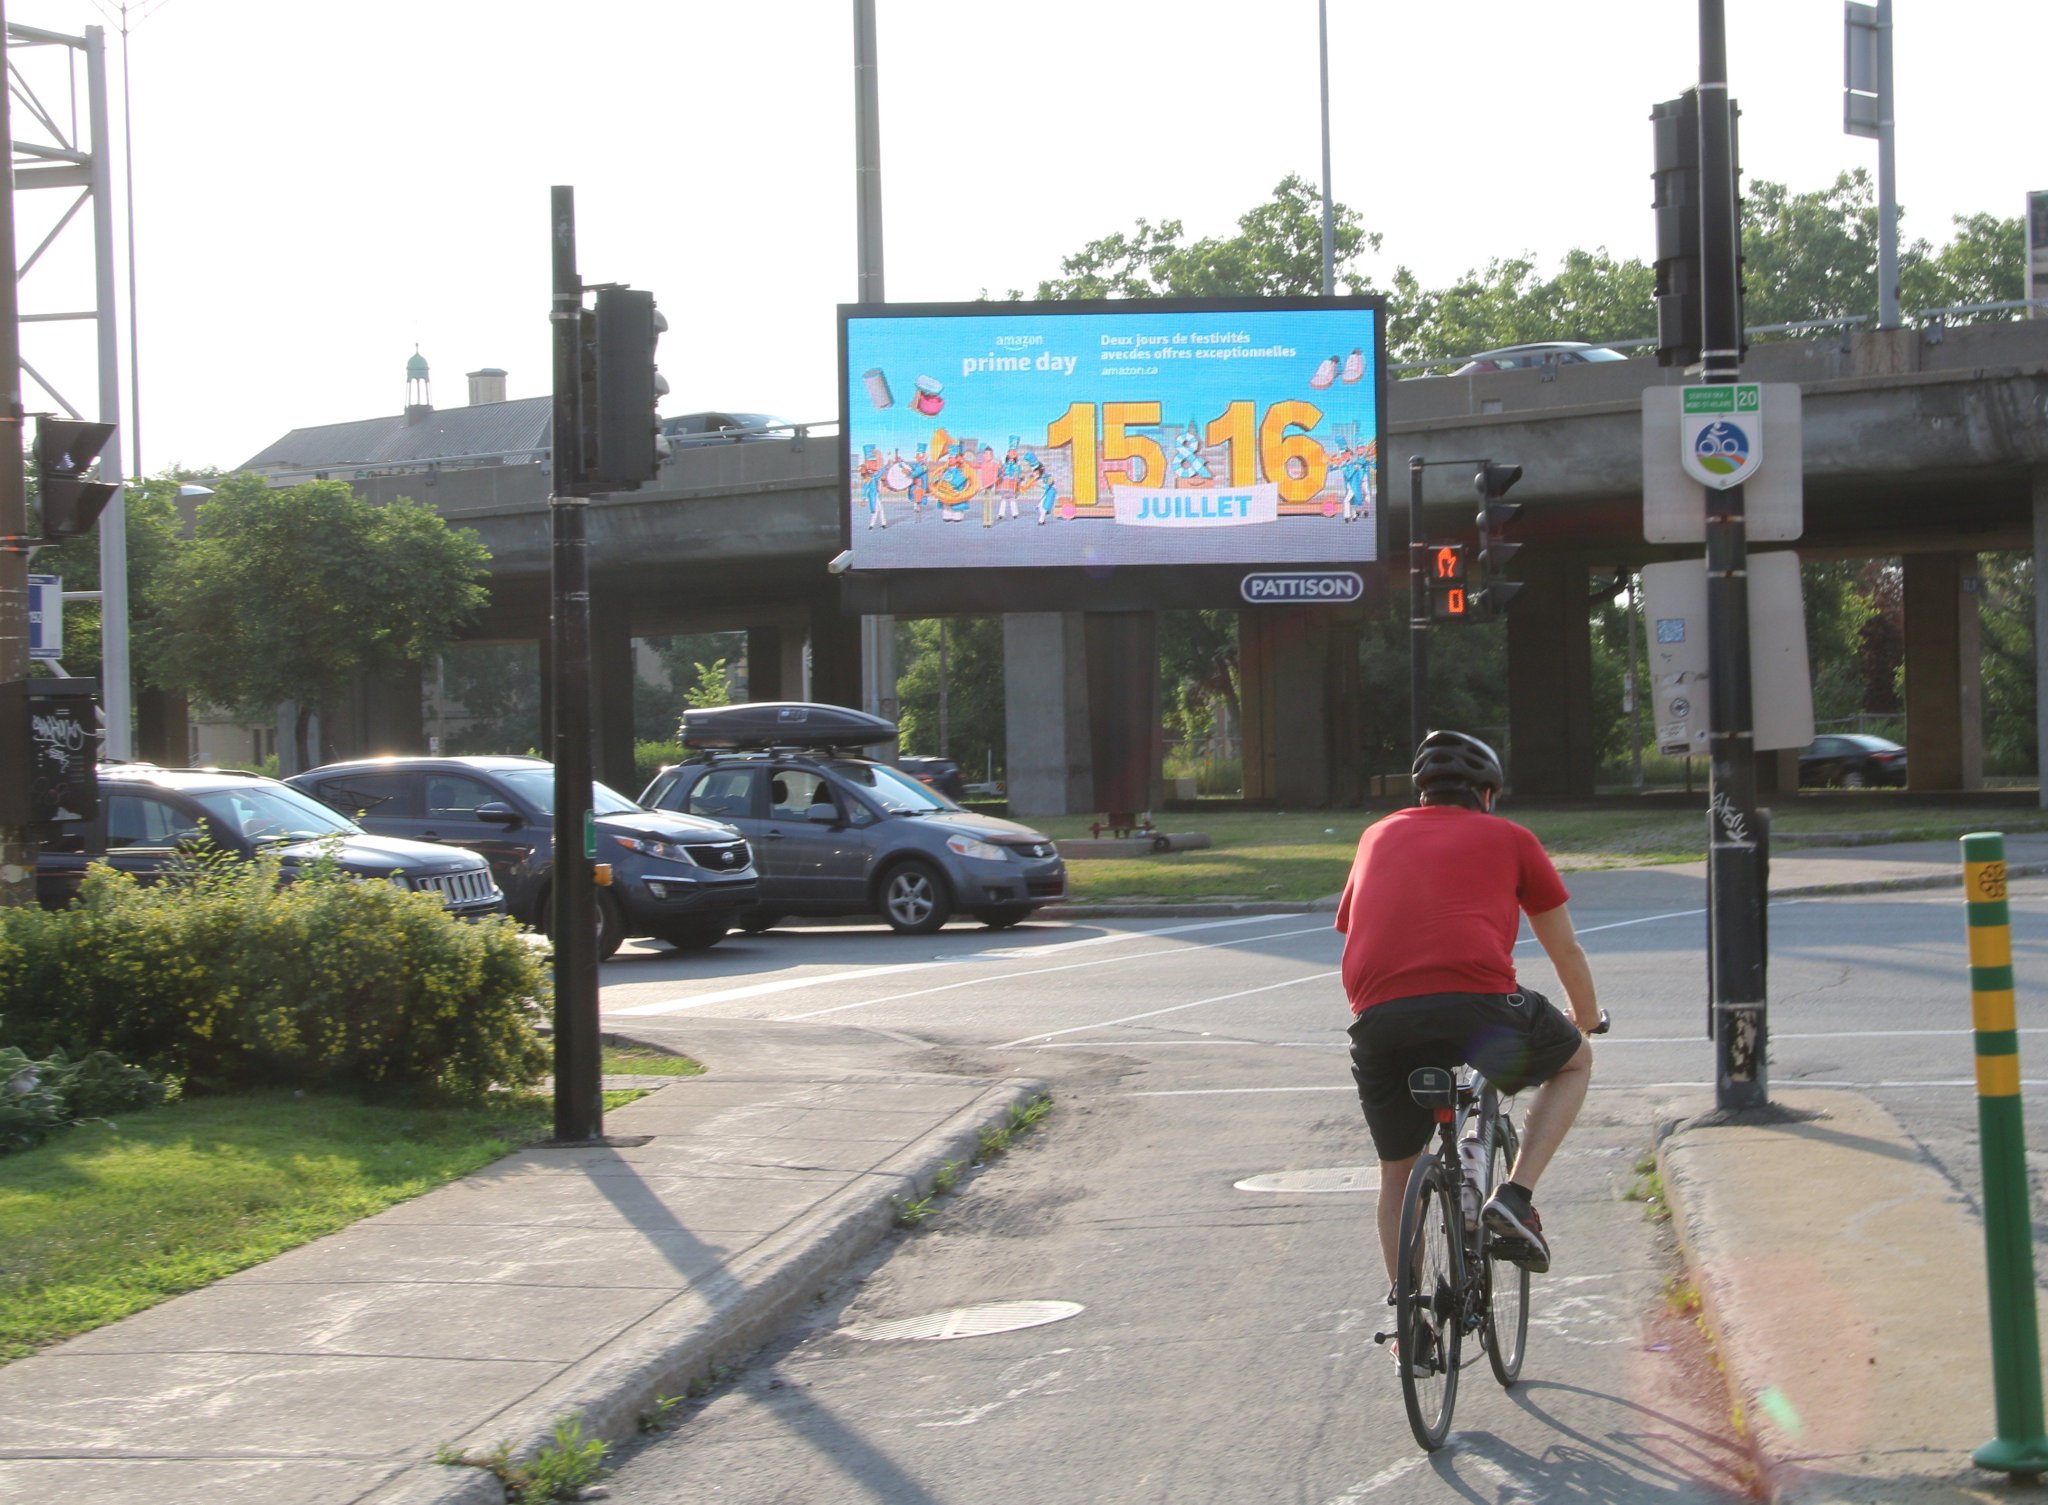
left=363, top=1075, right=1050, bottom=1505
left=1771, top=859, right=2048, bottom=900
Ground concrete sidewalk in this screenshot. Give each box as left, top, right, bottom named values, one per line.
left=0, top=830, right=2040, bottom=1503
left=1660, top=1091, right=2031, bottom=1504
left=0, top=1029, right=1046, bottom=1505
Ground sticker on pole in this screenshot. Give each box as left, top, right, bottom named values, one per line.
left=1680, top=384, right=1762, bottom=490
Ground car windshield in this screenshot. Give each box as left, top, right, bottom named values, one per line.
left=831, top=760, right=956, bottom=812
left=729, top=413, right=791, bottom=432
left=1842, top=735, right=1903, bottom=752
left=490, top=767, right=642, bottom=815
left=190, top=783, right=361, bottom=843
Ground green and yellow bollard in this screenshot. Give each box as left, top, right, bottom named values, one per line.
left=1961, top=832, right=2048, bottom=1476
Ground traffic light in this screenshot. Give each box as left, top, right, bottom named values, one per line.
left=1472, top=461, right=1524, bottom=619
left=1651, top=89, right=1744, bottom=370
left=584, top=286, right=668, bottom=490
left=1426, top=542, right=1471, bottom=620
left=33, top=418, right=118, bottom=540
left=1651, top=91, right=1703, bottom=370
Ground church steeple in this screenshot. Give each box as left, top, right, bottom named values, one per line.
left=405, top=346, right=431, bottom=425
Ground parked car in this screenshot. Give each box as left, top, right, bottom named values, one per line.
left=659, top=411, right=795, bottom=448
left=896, top=755, right=967, bottom=803
left=1449, top=342, right=1629, bottom=375
left=640, top=702, right=1066, bottom=935
left=1797, top=734, right=1908, bottom=789
left=287, top=755, right=757, bottom=959
left=35, top=764, right=504, bottom=916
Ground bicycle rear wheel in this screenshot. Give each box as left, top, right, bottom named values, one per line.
left=1483, top=1116, right=1530, bottom=1386
left=1396, top=1155, right=1463, bottom=1450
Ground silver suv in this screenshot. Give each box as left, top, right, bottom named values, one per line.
left=639, top=704, right=1065, bottom=935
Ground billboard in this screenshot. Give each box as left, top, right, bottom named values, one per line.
left=838, top=297, right=1386, bottom=613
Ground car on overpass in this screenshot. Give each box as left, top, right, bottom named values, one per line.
left=640, top=702, right=1066, bottom=935
left=36, top=764, right=504, bottom=918
left=660, top=411, right=795, bottom=447
left=1448, top=342, right=1629, bottom=375
left=288, top=755, right=758, bottom=959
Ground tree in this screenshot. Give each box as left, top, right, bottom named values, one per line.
left=150, top=477, right=489, bottom=767
left=1030, top=173, right=1382, bottom=302
left=895, top=617, right=1005, bottom=775
left=25, top=472, right=198, bottom=688
left=1387, top=248, right=1656, bottom=364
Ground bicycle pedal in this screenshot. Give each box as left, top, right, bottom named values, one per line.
left=1373, top=1329, right=1394, bottom=1346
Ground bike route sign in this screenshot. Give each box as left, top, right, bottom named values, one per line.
left=1679, top=384, right=1762, bottom=490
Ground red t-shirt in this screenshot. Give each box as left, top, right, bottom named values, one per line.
left=1333, top=805, right=1570, bottom=1014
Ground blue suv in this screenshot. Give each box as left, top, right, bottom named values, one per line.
left=289, top=755, right=757, bottom=959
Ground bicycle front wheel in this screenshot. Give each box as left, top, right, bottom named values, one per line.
left=1396, top=1155, right=1463, bottom=1450
left=1483, top=1115, right=1530, bottom=1386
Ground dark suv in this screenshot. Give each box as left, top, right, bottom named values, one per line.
left=639, top=703, right=1066, bottom=935
left=288, top=755, right=757, bottom=959
left=36, top=765, right=503, bottom=916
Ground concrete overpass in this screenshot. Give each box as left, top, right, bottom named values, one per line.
left=345, top=320, right=2048, bottom=807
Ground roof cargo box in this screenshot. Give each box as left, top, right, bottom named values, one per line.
left=681, top=701, right=898, bottom=751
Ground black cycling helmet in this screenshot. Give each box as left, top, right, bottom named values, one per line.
left=1411, top=729, right=1504, bottom=798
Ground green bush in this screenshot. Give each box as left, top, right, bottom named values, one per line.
left=0, top=857, right=551, bottom=1101
left=0, top=1045, right=166, bottom=1153
left=633, top=739, right=685, bottom=792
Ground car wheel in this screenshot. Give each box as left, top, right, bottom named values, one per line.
left=880, top=859, right=951, bottom=935
left=973, top=905, right=1033, bottom=930
left=543, top=883, right=625, bottom=961
left=1841, top=768, right=1867, bottom=789
left=736, top=911, right=782, bottom=935
left=660, top=918, right=728, bottom=952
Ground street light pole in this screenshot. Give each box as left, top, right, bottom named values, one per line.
left=1698, top=0, right=1768, bottom=1110
left=0, top=0, right=33, bottom=908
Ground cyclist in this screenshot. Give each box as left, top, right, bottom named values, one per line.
left=1336, top=730, right=1601, bottom=1293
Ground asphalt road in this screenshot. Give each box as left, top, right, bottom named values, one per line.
left=581, top=871, right=2048, bottom=1504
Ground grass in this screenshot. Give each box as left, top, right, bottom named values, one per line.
left=1038, top=800, right=2047, bottom=905
left=600, top=1044, right=705, bottom=1078
left=0, top=1089, right=552, bottom=1362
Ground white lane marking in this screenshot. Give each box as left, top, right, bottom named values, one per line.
left=780, top=924, right=1333, bottom=1023
left=1123, top=1078, right=2048, bottom=1098
left=1318, top=1454, right=1430, bottom=1502
left=994, top=970, right=1339, bottom=1049
left=605, top=913, right=1312, bottom=1018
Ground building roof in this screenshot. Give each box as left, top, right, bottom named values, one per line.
left=239, top=395, right=552, bottom=478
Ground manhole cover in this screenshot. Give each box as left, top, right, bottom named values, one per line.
left=843, top=1300, right=1084, bottom=1342
left=1234, top=1166, right=1377, bottom=1194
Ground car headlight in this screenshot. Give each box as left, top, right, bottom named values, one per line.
left=946, top=835, right=1007, bottom=862
left=613, top=834, right=688, bottom=861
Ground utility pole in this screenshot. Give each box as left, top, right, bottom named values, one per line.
left=1698, top=0, right=1768, bottom=1110
left=548, top=185, right=602, bottom=1144
left=0, top=1, right=35, bottom=909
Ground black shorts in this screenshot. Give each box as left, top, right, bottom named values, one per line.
left=1348, top=988, right=1584, bottom=1161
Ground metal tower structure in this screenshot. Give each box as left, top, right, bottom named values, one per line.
left=9, top=21, right=130, bottom=756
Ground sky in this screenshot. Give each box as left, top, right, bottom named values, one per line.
left=7, top=0, right=2041, bottom=478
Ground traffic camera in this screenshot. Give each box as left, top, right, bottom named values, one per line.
left=33, top=417, right=118, bottom=540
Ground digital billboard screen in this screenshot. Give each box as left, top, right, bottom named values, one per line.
left=837, top=296, right=1386, bottom=613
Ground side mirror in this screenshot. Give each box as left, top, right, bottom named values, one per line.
left=475, top=802, right=523, bottom=828
left=806, top=803, right=839, bottom=825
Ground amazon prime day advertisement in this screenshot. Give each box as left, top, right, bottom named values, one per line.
left=839, top=298, right=1385, bottom=576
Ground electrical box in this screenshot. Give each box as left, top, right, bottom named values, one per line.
left=1, top=677, right=100, bottom=824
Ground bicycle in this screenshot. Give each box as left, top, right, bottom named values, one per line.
left=1374, top=1008, right=1609, bottom=1451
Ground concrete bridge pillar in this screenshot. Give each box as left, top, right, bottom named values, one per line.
left=2034, top=469, right=2048, bottom=809
left=1002, top=612, right=1091, bottom=816
left=1239, top=606, right=1364, bottom=806
left=808, top=600, right=861, bottom=709
left=1505, top=556, right=1596, bottom=797
left=1903, top=551, right=1983, bottom=791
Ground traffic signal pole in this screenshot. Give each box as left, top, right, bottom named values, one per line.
left=548, top=185, right=603, bottom=1144
left=0, top=3, right=35, bottom=910
left=1698, top=0, right=1769, bottom=1110
left=1408, top=455, right=1428, bottom=763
